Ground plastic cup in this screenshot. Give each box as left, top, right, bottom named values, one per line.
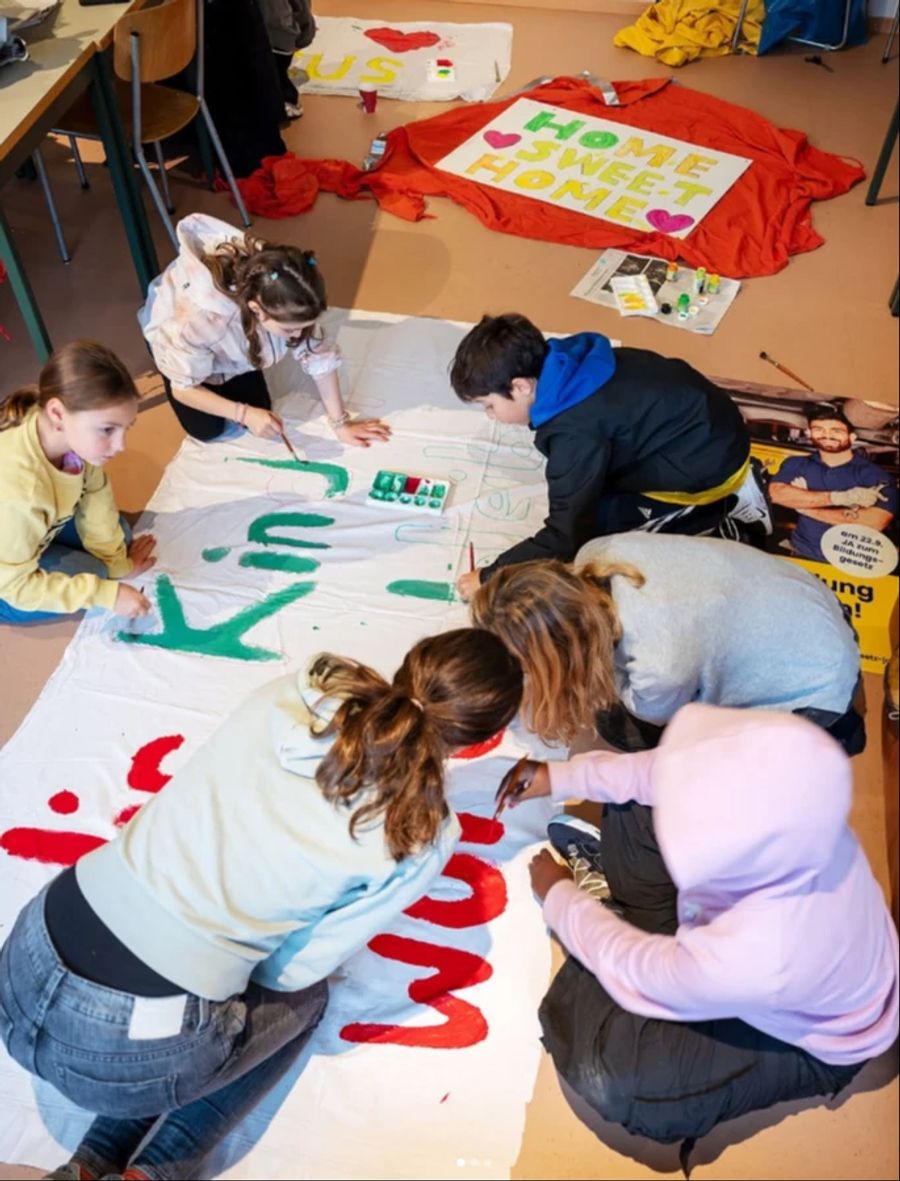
left=359, top=85, right=378, bottom=114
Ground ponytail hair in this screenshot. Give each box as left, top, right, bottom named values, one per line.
left=309, top=629, right=523, bottom=860
left=0, top=340, right=138, bottom=432
left=203, top=233, right=326, bottom=370
left=470, top=559, right=645, bottom=746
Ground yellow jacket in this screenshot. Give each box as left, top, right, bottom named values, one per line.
left=614, top=0, right=764, bottom=67
left=0, top=409, right=130, bottom=614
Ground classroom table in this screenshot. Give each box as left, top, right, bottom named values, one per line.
left=0, top=0, right=160, bottom=361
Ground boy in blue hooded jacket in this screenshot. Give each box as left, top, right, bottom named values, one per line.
left=451, top=314, right=766, bottom=599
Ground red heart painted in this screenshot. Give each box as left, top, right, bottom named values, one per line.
left=364, top=27, right=441, bottom=53
left=646, top=208, right=696, bottom=234
left=484, top=130, right=522, bottom=150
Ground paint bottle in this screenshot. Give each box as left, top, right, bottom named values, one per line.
left=362, top=134, right=388, bottom=171
left=707, top=273, right=721, bottom=296
left=666, top=260, right=679, bottom=282
left=677, top=293, right=691, bottom=320
left=692, top=267, right=707, bottom=295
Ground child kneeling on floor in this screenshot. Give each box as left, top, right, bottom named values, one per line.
left=0, top=341, right=156, bottom=625
left=498, top=705, right=899, bottom=1155
left=470, top=531, right=866, bottom=755
left=0, top=629, right=522, bottom=1181
left=140, top=213, right=391, bottom=447
left=452, top=313, right=768, bottom=600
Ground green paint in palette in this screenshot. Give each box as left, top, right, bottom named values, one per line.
left=368, top=470, right=450, bottom=514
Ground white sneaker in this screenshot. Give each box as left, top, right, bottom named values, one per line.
left=285, top=101, right=304, bottom=120
left=727, top=459, right=772, bottom=534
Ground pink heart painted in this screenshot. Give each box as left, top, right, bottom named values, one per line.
left=646, top=208, right=696, bottom=234
left=483, top=130, right=521, bottom=150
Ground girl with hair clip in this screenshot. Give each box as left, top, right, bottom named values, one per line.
left=140, top=213, right=391, bottom=447
left=471, top=531, right=864, bottom=756
left=0, top=341, right=156, bottom=625
left=0, top=629, right=522, bottom=1181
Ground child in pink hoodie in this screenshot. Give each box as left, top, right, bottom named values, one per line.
left=498, top=704, right=899, bottom=1149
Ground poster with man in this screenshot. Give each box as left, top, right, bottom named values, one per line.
left=717, top=378, right=899, bottom=674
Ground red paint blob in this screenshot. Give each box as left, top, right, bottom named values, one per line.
left=458, top=811, right=503, bottom=846
left=127, top=734, right=185, bottom=794
left=405, top=852, right=506, bottom=928
left=452, top=730, right=505, bottom=760
left=364, top=27, right=441, bottom=52
left=340, top=935, right=491, bottom=1048
left=114, top=804, right=142, bottom=828
left=0, top=827, right=107, bottom=867
left=49, top=790, right=79, bottom=815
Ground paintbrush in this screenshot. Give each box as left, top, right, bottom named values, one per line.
left=468, top=541, right=476, bottom=574
left=759, top=351, right=816, bottom=393
left=279, top=428, right=307, bottom=465
left=493, top=754, right=530, bottom=821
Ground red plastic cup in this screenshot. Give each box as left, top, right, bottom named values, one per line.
left=358, top=84, right=378, bottom=113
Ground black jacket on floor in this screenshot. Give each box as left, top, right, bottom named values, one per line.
left=482, top=348, right=749, bottom=579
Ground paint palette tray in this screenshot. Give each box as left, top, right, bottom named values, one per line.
left=368, top=470, right=451, bottom=513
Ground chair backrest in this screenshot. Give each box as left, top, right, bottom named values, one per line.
left=113, top=0, right=197, bottom=84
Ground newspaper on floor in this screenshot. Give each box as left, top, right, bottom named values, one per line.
left=572, top=249, right=741, bottom=335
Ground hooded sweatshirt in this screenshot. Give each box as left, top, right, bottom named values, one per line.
left=543, top=705, right=899, bottom=1065
left=482, top=335, right=749, bottom=578
left=77, top=673, right=459, bottom=1001
left=577, top=532, right=860, bottom=720
left=139, top=213, right=341, bottom=390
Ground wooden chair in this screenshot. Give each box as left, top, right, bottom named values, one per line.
left=43, top=0, right=249, bottom=252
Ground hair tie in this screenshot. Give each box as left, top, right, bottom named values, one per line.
left=269, top=270, right=280, bottom=281
left=307, top=254, right=317, bottom=267
left=409, top=697, right=425, bottom=712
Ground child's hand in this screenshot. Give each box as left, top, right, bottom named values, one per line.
left=245, top=407, right=284, bottom=439
left=336, top=418, right=392, bottom=448
left=529, top=849, right=573, bottom=901
left=114, top=584, right=152, bottom=619
left=456, top=570, right=481, bottom=601
left=495, top=759, right=550, bottom=816
left=127, top=533, right=157, bottom=578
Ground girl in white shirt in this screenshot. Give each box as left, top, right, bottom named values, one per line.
left=140, top=213, right=390, bottom=447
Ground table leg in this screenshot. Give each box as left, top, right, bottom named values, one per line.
left=0, top=205, right=52, bottom=361
left=866, top=100, right=899, bottom=206
left=88, top=50, right=160, bottom=292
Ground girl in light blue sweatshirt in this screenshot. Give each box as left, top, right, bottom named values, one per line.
left=0, top=629, right=522, bottom=1181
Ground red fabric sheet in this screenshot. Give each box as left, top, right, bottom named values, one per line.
left=236, top=77, right=864, bottom=278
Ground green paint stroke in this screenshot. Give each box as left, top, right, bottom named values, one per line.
left=247, top=511, right=333, bottom=550
left=202, top=546, right=232, bottom=563
left=387, top=579, right=456, bottom=603
left=240, top=552, right=320, bottom=575
left=117, top=574, right=315, bottom=662
left=235, top=457, right=350, bottom=498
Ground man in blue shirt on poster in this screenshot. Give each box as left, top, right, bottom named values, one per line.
left=770, top=409, right=898, bottom=563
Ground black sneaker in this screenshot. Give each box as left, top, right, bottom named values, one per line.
left=547, top=815, right=610, bottom=902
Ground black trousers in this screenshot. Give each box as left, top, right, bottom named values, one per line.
left=164, top=370, right=271, bottom=442
left=539, top=802, right=862, bottom=1147
left=595, top=700, right=866, bottom=758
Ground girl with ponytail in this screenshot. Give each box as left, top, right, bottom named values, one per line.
left=2, top=629, right=522, bottom=1181
left=140, top=213, right=391, bottom=447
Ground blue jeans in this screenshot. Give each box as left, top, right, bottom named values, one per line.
left=0, top=888, right=329, bottom=1180
left=0, top=517, right=132, bottom=625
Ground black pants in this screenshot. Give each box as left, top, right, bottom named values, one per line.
left=164, top=370, right=270, bottom=442
left=595, top=492, right=730, bottom=538
left=596, top=701, right=866, bottom=758
left=539, top=802, right=862, bottom=1147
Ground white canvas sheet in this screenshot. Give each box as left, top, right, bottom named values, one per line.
left=0, top=309, right=569, bottom=1179
left=290, top=16, right=512, bottom=103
